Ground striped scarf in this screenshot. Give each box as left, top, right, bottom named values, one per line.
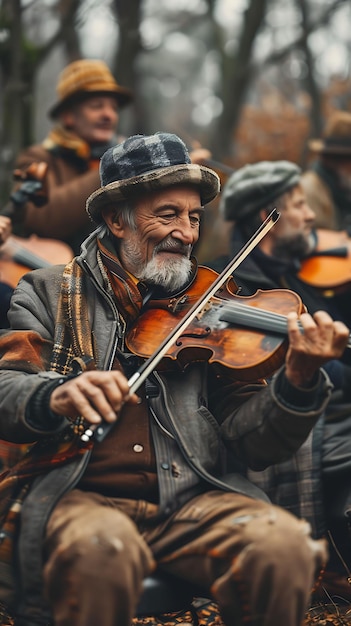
left=50, top=256, right=96, bottom=375
left=42, top=126, right=114, bottom=168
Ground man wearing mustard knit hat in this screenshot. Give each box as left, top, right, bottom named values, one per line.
left=10, top=59, right=133, bottom=255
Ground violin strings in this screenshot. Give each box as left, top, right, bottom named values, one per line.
left=217, top=300, right=351, bottom=350
left=219, top=302, right=292, bottom=334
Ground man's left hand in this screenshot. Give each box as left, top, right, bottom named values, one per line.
left=284, top=310, right=349, bottom=387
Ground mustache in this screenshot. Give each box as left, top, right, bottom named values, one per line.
left=154, top=238, right=191, bottom=257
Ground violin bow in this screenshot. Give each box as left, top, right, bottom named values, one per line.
left=81, top=209, right=280, bottom=443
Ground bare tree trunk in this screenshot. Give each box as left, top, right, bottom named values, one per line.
left=112, top=0, right=144, bottom=134
left=214, top=0, right=269, bottom=159
left=57, top=0, right=82, bottom=60
left=296, top=0, right=323, bottom=163
left=0, top=0, right=84, bottom=206
left=0, top=0, right=26, bottom=204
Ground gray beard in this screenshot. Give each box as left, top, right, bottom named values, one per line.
left=121, top=237, right=193, bottom=292
left=139, top=255, right=192, bottom=291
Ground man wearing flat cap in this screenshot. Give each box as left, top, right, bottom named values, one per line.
left=0, top=134, right=347, bottom=626
left=217, top=159, right=351, bottom=325
left=213, top=159, right=351, bottom=597
left=301, top=110, right=351, bottom=232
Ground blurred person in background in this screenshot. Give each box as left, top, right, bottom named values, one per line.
left=211, top=160, right=351, bottom=328
left=301, top=110, right=351, bottom=233
left=211, top=160, right=351, bottom=596
left=9, top=59, right=133, bottom=255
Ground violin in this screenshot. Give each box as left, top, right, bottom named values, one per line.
left=0, top=234, right=73, bottom=288
left=298, top=229, right=351, bottom=295
left=126, top=265, right=305, bottom=381
left=0, top=162, right=73, bottom=288
left=81, top=210, right=351, bottom=444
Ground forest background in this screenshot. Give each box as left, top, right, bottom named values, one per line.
left=0, top=0, right=350, bottom=263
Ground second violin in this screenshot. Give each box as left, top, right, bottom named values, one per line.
left=298, top=228, right=351, bottom=295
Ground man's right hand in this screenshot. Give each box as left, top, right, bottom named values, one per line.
left=49, top=370, right=139, bottom=425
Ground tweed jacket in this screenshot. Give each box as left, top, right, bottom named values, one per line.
left=0, top=226, right=333, bottom=621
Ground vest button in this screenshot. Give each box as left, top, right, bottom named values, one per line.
left=133, top=444, right=144, bottom=453
left=161, top=462, right=170, bottom=470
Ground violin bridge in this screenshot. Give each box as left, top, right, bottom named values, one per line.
left=196, top=302, right=213, bottom=320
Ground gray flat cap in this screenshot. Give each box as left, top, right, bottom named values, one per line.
left=220, top=160, right=302, bottom=222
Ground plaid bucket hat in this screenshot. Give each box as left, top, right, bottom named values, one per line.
left=86, top=132, right=220, bottom=223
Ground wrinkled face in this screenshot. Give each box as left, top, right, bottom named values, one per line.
left=104, top=185, right=203, bottom=291
left=265, top=184, right=316, bottom=259
left=60, top=95, right=119, bottom=144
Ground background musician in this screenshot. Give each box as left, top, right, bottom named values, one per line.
left=214, top=159, right=351, bottom=594
left=10, top=59, right=133, bottom=255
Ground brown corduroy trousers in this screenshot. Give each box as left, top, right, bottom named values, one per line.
left=43, top=489, right=327, bottom=626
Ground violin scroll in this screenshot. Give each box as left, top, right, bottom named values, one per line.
left=12, top=162, right=49, bottom=209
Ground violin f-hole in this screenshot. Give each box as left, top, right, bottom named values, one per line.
left=176, top=327, right=212, bottom=344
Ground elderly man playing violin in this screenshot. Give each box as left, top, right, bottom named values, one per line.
left=213, top=159, right=351, bottom=598
left=0, top=134, right=348, bottom=626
